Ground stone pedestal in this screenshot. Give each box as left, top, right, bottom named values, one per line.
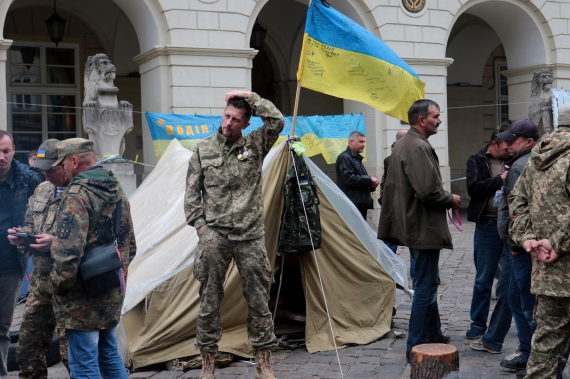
left=103, top=162, right=137, bottom=198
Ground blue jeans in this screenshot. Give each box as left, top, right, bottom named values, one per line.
left=407, top=249, right=441, bottom=351
left=67, top=327, right=128, bottom=379
left=469, top=220, right=510, bottom=334
left=384, top=241, right=398, bottom=254
left=480, top=243, right=512, bottom=351
left=509, top=252, right=536, bottom=360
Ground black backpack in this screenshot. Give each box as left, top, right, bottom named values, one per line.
left=277, top=150, right=322, bottom=255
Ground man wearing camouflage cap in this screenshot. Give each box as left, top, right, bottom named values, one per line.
left=49, top=138, right=136, bottom=379
left=509, top=103, right=570, bottom=379
left=7, top=139, right=70, bottom=378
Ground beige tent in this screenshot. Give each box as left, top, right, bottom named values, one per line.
left=119, top=139, right=408, bottom=370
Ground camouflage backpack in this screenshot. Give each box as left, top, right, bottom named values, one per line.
left=277, top=150, right=322, bottom=255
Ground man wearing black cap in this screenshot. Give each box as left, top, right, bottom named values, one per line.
left=474, top=119, right=539, bottom=375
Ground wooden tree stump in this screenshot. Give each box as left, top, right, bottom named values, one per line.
left=410, top=343, right=459, bottom=379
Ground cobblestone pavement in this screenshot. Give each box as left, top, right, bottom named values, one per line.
left=8, top=220, right=570, bottom=378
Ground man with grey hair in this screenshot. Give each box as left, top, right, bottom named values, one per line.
left=378, top=99, right=461, bottom=360
left=335, top=131, right=379, bottom=219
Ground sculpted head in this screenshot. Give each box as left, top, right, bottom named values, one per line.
left=84, top=54, right=117, bottom=103
left=531, top=69, right=553, bottom=98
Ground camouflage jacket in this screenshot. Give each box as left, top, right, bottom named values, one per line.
left=184, top=93, right=285, bottom=241
left=509, top=127, right=570, bottom=297
left=21, top=181, right=62, bottom=296
left=50, top=166, right=136, bottom=330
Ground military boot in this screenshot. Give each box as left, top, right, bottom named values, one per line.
left=255, top=349, right=277, bottom=379
left=200, top=349, right=216, bottom=379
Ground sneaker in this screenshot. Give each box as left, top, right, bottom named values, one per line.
left=516, top=369, right=526, bottom=378
left=465, top=328, right=484, bottom=340
left=504, top=350, right=523, bottom=361
left=500, top=355, right=527, bottom=370
left=469, top=339, right=502, bottom=354
left=406, top=350, right=411, bottom=363
left=427, top=334, right=451, bottom=344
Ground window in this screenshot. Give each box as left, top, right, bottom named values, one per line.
left=496, top=63, right=509, bottom=124
left=7, top=43, right=80, bottom=163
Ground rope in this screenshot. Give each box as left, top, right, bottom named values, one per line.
left=287, top=143, right=344, bottom=379
left=4, top=100, right=534, bottom=114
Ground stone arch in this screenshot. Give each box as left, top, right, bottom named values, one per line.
left=445, top=0, right=555, bottom=69
left=112, top=0, right=169, bottom=53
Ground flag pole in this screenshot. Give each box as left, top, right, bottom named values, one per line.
left=290, top=81, right=302, bottom=137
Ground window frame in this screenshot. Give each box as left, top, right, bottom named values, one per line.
left=7, top=41, right=82, bottom=157
left=495, top=61, right=509, bottom=125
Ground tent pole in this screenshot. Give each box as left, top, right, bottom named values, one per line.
left=290, top=81, right=302, bottom=137
left=273, top=256, right=285, bottom=323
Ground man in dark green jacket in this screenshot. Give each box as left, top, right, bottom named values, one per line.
left=50, top=138, right=136, bottom=379
left=378, top=100, right=461, bottom=360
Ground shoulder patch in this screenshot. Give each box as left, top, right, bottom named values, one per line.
left=56, top=213, right=75, bottom=239
left=68, top=184, right=81, bottom=194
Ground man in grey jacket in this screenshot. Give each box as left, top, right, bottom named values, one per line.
left=378, top=100, right=461, bottom=360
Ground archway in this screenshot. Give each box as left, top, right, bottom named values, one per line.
left=251, top=0, right=384, bottom=185
left=445, top=0, right=551, bottom=204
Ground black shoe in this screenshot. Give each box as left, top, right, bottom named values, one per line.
left=500, top=355, right=527, bottom=370
left=406, top=350, right=411, bottom=363
left=466, top=327, right=484, bottom=340
left=427, top=334, right=451, bottom=344
left=516, top=369, right=526, bottom=378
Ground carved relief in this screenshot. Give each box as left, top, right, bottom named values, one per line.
left=402, top=0, right=426, bottom=13
left=82, top=54, right=133, bottom=158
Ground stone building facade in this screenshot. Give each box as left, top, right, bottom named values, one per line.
left=0, top=0, right=569, bottom=203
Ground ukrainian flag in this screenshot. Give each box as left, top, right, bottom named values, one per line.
left=297, top=0, right=425, bottom=123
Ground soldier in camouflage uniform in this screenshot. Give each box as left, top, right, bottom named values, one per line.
left=49, top=139, right=136, bottom=379
left=7, top=139, right=69, bottom=378
left=185, top=91, right=284, bottom=379
left=508, top=103, right=570, bottom=379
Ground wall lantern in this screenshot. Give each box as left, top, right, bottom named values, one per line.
left=250, top=21, right=267, bottom=50
left=45, top=0, right=66, bottom=46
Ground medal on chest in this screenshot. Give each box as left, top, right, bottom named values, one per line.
left=237, top=146, right=249, bottom=160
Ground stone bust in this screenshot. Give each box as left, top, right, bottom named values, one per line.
left=82, top=54, right=133, bottom=158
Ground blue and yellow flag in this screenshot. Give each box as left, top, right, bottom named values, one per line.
left=145, top=112, right=365, bottom=163
left=297, top=0, right=425, bottom=122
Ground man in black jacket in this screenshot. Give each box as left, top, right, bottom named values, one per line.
left=495, top=119, right=539, bottom=376
left=335, top=131, right=379, bottom=219
left=465, top=125, right=515, bottom=349
left=0, top=130, right=41, bottom=377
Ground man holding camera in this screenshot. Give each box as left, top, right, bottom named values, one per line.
left=8, top=138, right=70, bottom=378
left=185, top=90, right=284, bottom=379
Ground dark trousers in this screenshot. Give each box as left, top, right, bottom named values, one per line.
left=508, top=252, right=536, bottom=361
left=407, top=249, right=441, bottom=351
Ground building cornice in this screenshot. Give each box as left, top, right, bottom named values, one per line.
left=404, top=57, right=454, bottom=67
left=0, top=39, right=13, bottom=50
left=502, top=63, right=570, bottom=78
left=133, top=45, right=258, bottom=65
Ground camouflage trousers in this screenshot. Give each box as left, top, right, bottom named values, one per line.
left=526, top=295, right=570, bottom=379
left=16, top=271, right=69, bottom=379
left=193, top=228, right=277, bottom=353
